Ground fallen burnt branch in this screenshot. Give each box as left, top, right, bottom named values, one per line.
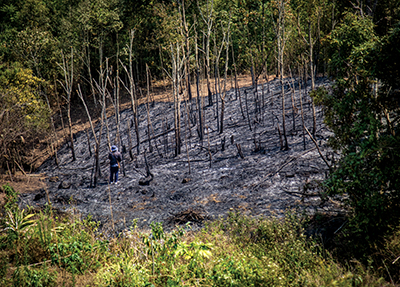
left=282, top=187, right=321, bottom=198
left=131, top=128, right=175, bottom=149
left=303, top=125, right=331, bottom=169
left=236, top=144, right=244, bottom=159
left=251, top=148, right=316, bottom=188
left=168, top=207, right=209, bottom=225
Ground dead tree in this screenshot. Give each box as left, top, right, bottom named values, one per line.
left=276, top=0, right=289, bottom=150
left=127, top=119, right=133, bottom=160
left=232, top=42, right=245, bottom=119
left=184, top=97, right=192, bottom=174
left=296, top=12, right=319, bottom=137
left=115, top=43, right=122, bottom=147
left=206, top=126, right=212, bottom=167
left=58, top=48, right=76, bottom=161
left=146, top=64, right=153, bottom=152
left=77, top=84, right=104, bottom=187
left=178, top=0, right=193, bottom=101
left=93, top=58, right=111, bottom=151
left=213, top=34, right=220, bottom=132
left=298, top=63, right=306, bottom=150
left=194, top=17, right=204, bottom=142
left=80, top=28, right=97, bottom=107
left=43, top=93, right=59, bottom=166
left=288, top=66, right=298, bottom=133
left=105, top=60, right=127, bottom=176
left=244, top=90, right=252, bottom=131
left=218, top=18, right=231, bottom=134
left=198, top=0, right=214, bottom=106
left=120, top=29, right=140, bottom=155
left=169, top=42, right=186, bottom=156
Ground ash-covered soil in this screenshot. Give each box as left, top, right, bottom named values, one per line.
left=19, top=77, right=340, bottom=233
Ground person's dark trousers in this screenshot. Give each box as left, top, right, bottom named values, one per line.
left=110, top=166, right=119, bottom=183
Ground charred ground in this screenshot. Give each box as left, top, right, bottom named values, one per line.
left=18, top=76, right=340, bottom=234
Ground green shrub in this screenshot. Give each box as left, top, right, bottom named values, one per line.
left=49, top=216, right=108, bottom=274
left=0, top=199, right=391, bottom=285
left=1, top=184, right=19, bottom=212
left=12, top=265, right=57, bottom=287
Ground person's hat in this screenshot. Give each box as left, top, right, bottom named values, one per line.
left=111, top=145, right=118, bottom=152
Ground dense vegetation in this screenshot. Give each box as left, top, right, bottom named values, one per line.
left=0, top=184, right=394, bottom=286
left=1, top=0, right=400, bottom=285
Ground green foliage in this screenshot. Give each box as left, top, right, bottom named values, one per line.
left=94, top=212, right=386, bottom=286
left=12, top=265, right=57, bottom=287
left=0, top=63, right=49, bottom=129
left=12, top=28, right=59, bottom=80
left=318, top=11, right=400, bottom=253
left=326, top=12, right=379, bottom=78
left=1, top=184, right=19, bottom=212
left=0, top=198, right=390, bottom=286
left=49, top=216, right=108, bottom=274
left=2, top=209, right=36, bottom=246
left=0, top=63, right=50, bottom=173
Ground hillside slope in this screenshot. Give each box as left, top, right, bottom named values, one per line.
left=19, top=76, right=336, bottom=233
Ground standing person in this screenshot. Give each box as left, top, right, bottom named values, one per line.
left=109, top=145, right=122, bottom=184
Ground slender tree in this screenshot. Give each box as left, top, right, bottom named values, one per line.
left=58, top=48, right=76, bottom=161
left=120, top=29, right=140, bottom=155
left=295, top=3, right=321, bottom=137
left=194, top=17, right=204, bottom=142
left=198, top=0, right=214, bottom=106
left=219, top=19, right=231, bottom=134
left=77, top=84, right=104, bottom=187
left=276, top=0, right=289, bottom=150
left=170, top=42, right=185, bottom=156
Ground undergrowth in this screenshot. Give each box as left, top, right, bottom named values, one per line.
left=0, top=184, right=397, bottom=286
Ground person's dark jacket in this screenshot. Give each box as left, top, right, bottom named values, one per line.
left=109, top=151, right=122, bottom=167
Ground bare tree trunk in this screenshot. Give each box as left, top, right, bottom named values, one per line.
left=67, top=97, right=75, bottom=160
left=120, top=29, right=140, bottom=155
left=194, top=20, right=203, bottom=142
left=277, top=0, right=289, bottom=150
left=163, top=117, right=168, bottom=155
left=44, top=93, right=58, bottom=166
left=206, top=126, right=212, bottom=167
left=213, top=36, right=220, bottom=133
left=115, top=38, right=121, bottom=147
left=93, top=40, right=111, bottom=151
left=184, top=99, right=191, bottom=174
left=232, top=44, right=245, bottom=119
left=179, top=0, right=192, bottom=101
left=77, top=84, right=104, bottom=187
left=55, top=87, right=67, bottom=144
left=199, top=0, right=214, bottom=106
left=206, top=35, right=213, bottom=107
left=127, top=119, right=133, bottom=160
left=309, top=21, right=317, bottom=138
left=244, top=90, right=252, bottom=131
left=171, top=42, right=184, bottom=156
left=213, top=19, right=230, bottom=134
left=299, top=64, right=306, bottom=150
left=297, top=14, right=318, bottom=138
left=114, top=78, right=121, bottom=145
left=288, top=66, right=297, bottom=133
left=82, top=30, right=97, bottom=107
left=220, top=29, right=230, bottom=134
left=86, top=129, right=92, bottom=157
left=58, top=48, right=76, bottom=161
left=146, top=64, right=153, bottom=153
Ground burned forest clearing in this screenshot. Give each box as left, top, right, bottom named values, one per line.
left=18, top=75, right=335, bottom=233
